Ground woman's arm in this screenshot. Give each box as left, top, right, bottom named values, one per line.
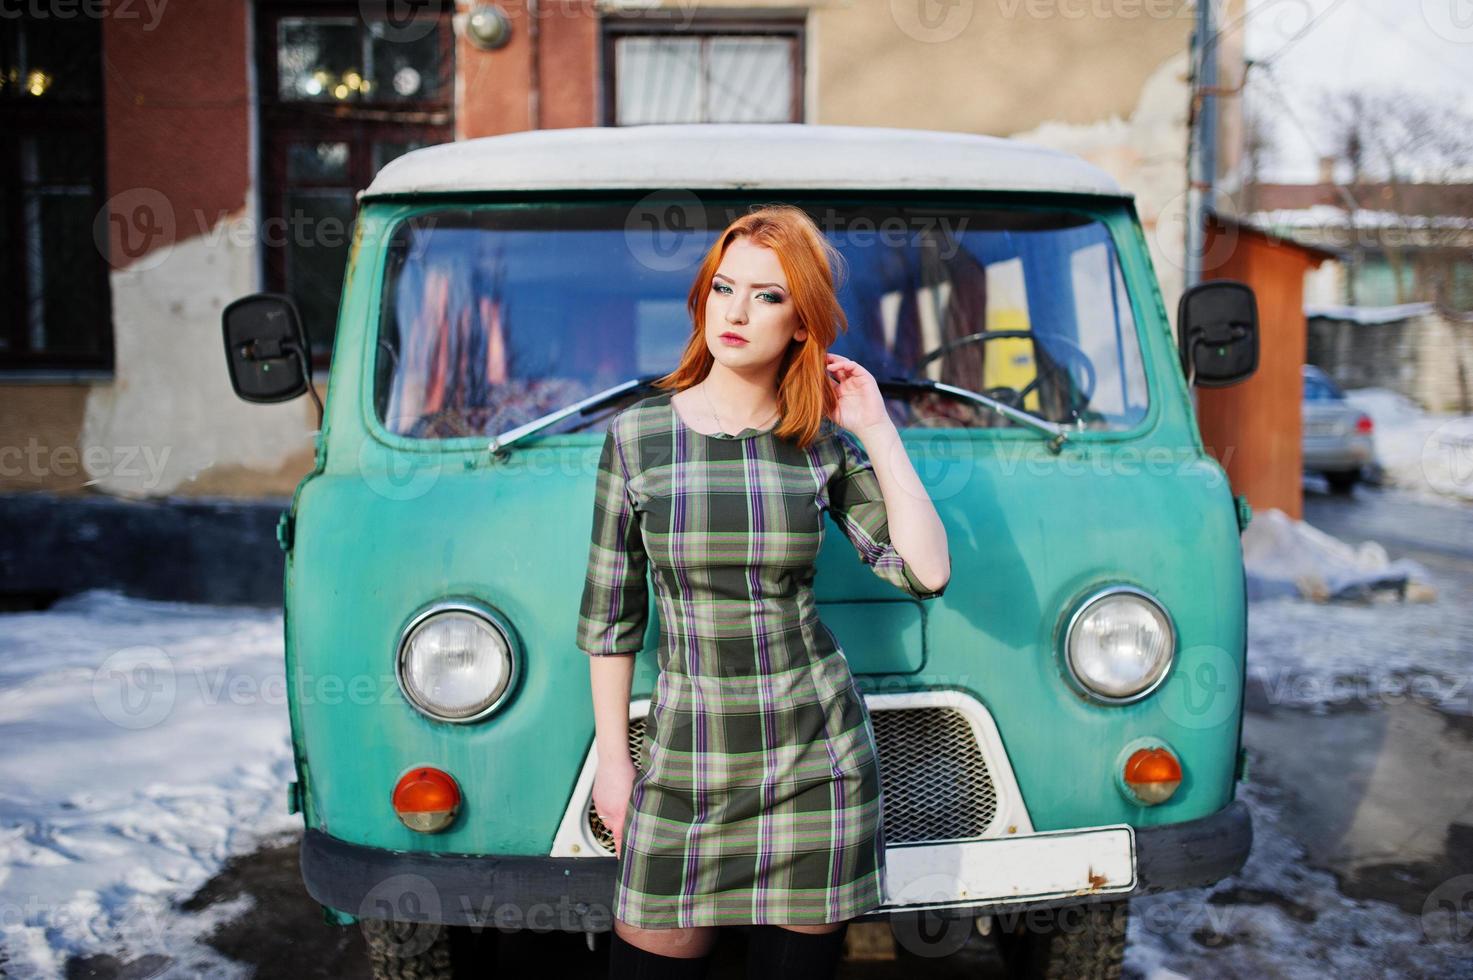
left=589, top=654, right=637, bottom=856
left=826, top=351, right=951, bottom=596
left=576, top=422, right=650, bottom=856
left=848, top=418, right=951, bottom=594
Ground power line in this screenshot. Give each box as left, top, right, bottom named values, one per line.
left=1357, top=1, right=1473, bottom=89
left=1250, top=0, right=1354, bottom=67
left=1255, top=62, right=1366, bottom=213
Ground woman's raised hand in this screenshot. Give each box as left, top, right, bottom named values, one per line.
left=825, top=352, right=891, bottom=435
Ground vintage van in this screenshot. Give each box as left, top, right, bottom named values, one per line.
left=221, top=123, right=1257, bottom=979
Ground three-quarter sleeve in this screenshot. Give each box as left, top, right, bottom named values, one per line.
left=826, top=425, right=949, bottom=601
left=575, top=425, right=650, bottom=655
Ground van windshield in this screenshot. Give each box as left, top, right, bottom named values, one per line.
left=373, top=200, right=1149, bottom=439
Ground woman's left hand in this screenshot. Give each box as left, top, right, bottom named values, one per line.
left=826, top=352, right=892, bottom=435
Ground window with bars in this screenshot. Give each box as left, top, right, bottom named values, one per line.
left=256, top=1, right=456, bottom=372
left=0, top=14, right=113, bottom=373
left=602, top=17, right=805, bottom=126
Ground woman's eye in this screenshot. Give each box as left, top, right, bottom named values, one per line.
left=711, top=282, right=781, bottom=302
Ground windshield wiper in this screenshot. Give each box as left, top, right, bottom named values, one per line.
left=486, top=375, right=666, bottom=458
left=877, top=376, right=1072, bottom=453
left=484, top=373, right=1070, bottom=457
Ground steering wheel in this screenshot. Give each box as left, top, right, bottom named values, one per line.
left=915, top=330, right=1098, bottom=421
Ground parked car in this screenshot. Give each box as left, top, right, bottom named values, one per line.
left=1302, top=364, right=1375, bottom=493
left=221, top=123, right=1257, bottom=979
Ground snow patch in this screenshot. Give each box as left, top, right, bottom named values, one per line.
left=1242, top=507, right=1435, bottom=602
left=0, top=589, right=298, bottom=978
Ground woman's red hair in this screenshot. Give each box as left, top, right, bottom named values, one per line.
left=652, top=204, right=848, bottom=450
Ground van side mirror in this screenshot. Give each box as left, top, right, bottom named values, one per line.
left=1177, top=280, right=1259, bottom=387
left=221, top=293, right=313, bottom=403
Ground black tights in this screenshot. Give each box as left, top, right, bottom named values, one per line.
left=607, top=928, right=714, bottom=979
left=606, top=922, right=850, bottom=980
left=745, top=922, right=850, bottom=980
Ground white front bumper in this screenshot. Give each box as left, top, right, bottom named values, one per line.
left=878, top=824, right=1137, bottom=912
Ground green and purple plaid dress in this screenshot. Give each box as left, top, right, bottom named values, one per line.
left=576, top=388, right=947, bottom=928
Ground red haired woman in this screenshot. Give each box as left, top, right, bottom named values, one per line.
left=577, top=204, right=951, bottom=979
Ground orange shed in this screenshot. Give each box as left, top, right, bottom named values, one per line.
left=1193, top=211, right=1338, bottom=521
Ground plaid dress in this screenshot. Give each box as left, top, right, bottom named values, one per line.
left=575, top=388, right=947, bottom=928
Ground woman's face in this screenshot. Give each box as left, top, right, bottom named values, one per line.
left=704, top=236, right=807, bottom=373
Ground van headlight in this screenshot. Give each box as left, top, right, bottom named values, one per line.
left=1064, top=586, right=1175, bottom=702
left=396, top=603, right=515, bottom=722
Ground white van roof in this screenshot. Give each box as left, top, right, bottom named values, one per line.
left=361, top=123, right=1128, bottom=200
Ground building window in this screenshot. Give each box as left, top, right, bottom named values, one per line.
left=602, top=17, right=804, bottom=126
left=0, top=14, right=113, bottom=373
left=256, top=1, right=455, bottom=373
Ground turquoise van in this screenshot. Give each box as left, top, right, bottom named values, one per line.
left=221, top=123, right=1257, bottom=979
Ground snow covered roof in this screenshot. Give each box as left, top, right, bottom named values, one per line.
left=361, top=124, right=1128, bottom=200
left=1305, top=303, right=1436, bottom=324
left=1250, top=206, right=1473, bottom=231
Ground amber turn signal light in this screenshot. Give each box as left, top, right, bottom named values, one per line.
left=392, top=767, right=462, bottom=833
left=1123, top=746, right=1182, bottom=805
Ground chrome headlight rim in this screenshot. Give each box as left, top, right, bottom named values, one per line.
left=1061, top=583, right=1177, bottom=705
left=395, top=598, right=519, bottom=724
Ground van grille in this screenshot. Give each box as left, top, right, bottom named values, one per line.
left=587, top=704, right=999, bottom=852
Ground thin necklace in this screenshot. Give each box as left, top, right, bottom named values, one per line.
left=700, top=380, right=778, bottom=435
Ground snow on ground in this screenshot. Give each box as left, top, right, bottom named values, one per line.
left=1241, top=506, right=1434, bottom=602
left=1243, top=591, right=1472, bottom=718
left=1345, top=387, right=1473, bottom=507
left=0, top=589, right=298, bottom=979
left=1126, top=771, right=1471, bottom=979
